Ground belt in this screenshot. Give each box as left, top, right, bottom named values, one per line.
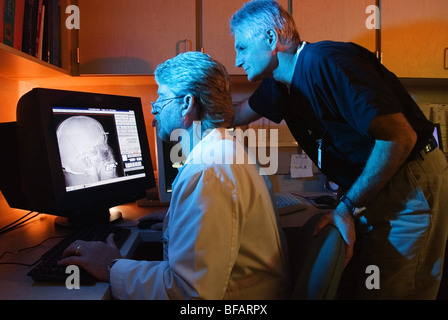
left=407, top=137, right=438, bottom=162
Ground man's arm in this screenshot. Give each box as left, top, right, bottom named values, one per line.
left=233, top=98, right=262, bottom=126
left=344, top=112, right=417, bottom=207
left=315, top=112, right=417, bottom=265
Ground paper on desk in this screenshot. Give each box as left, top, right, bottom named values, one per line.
left=290, top=154, right=313, bottom=178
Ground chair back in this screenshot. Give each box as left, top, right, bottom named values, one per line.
left=287, top=213, right=345, bottom=300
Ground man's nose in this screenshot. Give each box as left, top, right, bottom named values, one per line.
left=235, top=53, right=243, bottom=68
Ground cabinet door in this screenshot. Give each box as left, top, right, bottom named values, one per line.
left=382, top=0, right=448, bottom=78
left=292, top=0, right=376, bottom=52
left=202, top=0, right=288, bottom=75
left=78, top=0, right=196, bottom=74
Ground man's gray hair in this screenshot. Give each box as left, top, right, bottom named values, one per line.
left=230, top=0, right=301, bottom=49
left=155, top=51, right=234, bottom=131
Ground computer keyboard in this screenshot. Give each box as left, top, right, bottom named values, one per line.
left=28, top=224, right=131, bottom=284
left=275, top=192, right=307, bottom=215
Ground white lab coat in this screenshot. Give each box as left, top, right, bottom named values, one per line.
left=110, top=128, right=290, bottom=299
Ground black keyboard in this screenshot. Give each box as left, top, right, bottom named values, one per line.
left=28, top=224, right=131, bottom=284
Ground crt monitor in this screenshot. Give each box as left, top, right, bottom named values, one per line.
left=0, top=88, right=155, bottom=225
left=154, top=131, right=184, bottom=203
left=433, top=123, right=444, bottom=152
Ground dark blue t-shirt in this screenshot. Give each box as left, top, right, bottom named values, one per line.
left=249, top=41, right=433, bottom=188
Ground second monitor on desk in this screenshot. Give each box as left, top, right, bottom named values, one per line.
left=137, top=134, right=182, bottom=207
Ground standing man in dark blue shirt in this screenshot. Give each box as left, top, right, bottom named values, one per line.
left=230, top=0, right=448, bottom=299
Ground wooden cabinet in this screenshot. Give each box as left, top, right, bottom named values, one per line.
left=2, top=1, right=446, bottom=81
left=201, top=0, right=246, bottom=75
left=76, top=0, right=290, bottom=75
left=292, top=0, right=376, bottom=52
left=74, top=0, right=380, bottom=76
left=77, top=0, right=197, bottom=74
left=381, top=0, right=448, bottom=78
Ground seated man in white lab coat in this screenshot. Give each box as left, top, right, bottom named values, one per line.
left=58, top=51, right=291, bottom=300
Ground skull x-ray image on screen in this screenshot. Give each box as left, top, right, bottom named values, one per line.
left=53, top=106, right=146, bottom=192
left=56, top=115, right=120, bottom=187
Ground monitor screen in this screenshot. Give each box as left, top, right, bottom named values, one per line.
left=53, top=107, right=146, bottom=192
left=0, top=88, right=156, bottom=226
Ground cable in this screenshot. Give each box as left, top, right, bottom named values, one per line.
left=0, top=211, right=34, bottom=232
left=0, top=211, right=40, bottom=235
left=0, top=235, right=65, bottom=267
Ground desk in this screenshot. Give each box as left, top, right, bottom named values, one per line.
left=0, top=204, right=164, bottom=300
left=0, top=174, right=332, bottom=300
left=271, top=173, right=335, bottom=227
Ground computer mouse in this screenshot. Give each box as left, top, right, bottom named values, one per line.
left=313, top=195, right=337, bottom=208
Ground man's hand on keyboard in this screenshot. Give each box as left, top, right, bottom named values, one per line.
left=57, top=233, right=122, bottom=282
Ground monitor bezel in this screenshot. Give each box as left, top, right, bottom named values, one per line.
left=16, top=88, right=155, bottom=221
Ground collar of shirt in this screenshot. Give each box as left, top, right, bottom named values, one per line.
left=286, top=41, right=307, bottom=93
left=296, top=41, right=307, bottom=60
left=184, top=127, right=235, bottom=166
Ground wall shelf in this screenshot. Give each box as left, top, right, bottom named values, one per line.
left=0, top=43, right=70, bottom=81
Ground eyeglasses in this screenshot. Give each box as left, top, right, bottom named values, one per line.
left=150, top=96, right=185, bottom=114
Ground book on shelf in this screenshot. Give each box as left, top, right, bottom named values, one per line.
left=41, top=0, right=60, bottom=66
left=0, top=0, right=3, bottom=43
left=2, top=0, right=24, bottom=49
left=22, top=0, right=42, bottom=57
left=2, top=0, right=60, bottom=67
left=3, top=0, right=14, bottom=47
left=14, top=0, right=24, bottom=50
left=36, top=0, right=43, bottom=58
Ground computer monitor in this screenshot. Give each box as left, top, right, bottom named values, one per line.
left=0, top=88, right=155, bottom=226
left=433, top=123, right=444, bottom=152
left=154, top=132, right=184, bottom=203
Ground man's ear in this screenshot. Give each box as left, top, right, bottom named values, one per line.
left=266, top=29, right=278, bottom=50
left=181, top=94, right=197, bottom=118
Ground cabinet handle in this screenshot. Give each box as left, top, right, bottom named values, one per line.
left=184, top=39, right=193, bottom=52
left=176, top=39, right=193, bottom=55
left=445, top=48, right=448, bottom=70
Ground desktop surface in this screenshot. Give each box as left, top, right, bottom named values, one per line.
left=0, top=174, right=330, bottom=299
left=0, top=203, right=161, bottom=300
